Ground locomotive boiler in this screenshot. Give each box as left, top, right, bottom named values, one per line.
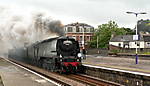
left=8, top=36, right=84, bottom=73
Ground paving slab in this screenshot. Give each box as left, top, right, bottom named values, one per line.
left=0, top=58, right=56, bottom=86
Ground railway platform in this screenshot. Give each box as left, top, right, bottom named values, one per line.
left=83, top=55, right=150, bottom=86
left=0, top=58, right=56, bottom=86
left=83, top=55, right=150, bottom=74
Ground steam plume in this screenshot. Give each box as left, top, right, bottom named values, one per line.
left=0, top=6, right=65, bottom=56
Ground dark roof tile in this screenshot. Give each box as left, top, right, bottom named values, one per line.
left=110, top=35, right=144, bottom=42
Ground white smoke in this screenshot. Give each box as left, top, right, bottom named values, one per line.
left=0, top=5, right=64, bottom=56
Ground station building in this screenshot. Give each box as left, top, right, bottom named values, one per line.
left=64, top=22, right=94, bottom=49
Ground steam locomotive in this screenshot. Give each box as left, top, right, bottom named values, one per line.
left=8, top=36, right=85, bottom=73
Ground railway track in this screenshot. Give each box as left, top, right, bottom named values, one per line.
left=65, top=74, right=121, bottom=86
left=5, top=58, right=121, bottom=86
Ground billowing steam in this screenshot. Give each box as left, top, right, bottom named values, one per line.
left=0, top=6, right=64, bottom=56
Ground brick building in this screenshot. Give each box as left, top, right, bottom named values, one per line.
left=64, top=22, right=94, bottom=49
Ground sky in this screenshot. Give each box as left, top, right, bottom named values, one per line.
left=0, top=0, right=150, bottom=28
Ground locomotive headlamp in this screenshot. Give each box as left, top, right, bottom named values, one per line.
left=77, top=59, right=80, bottom=61
left=77, top=53, right=82, bottom=57
left=78, top=53, right=86, bottom=59
left=60, top=59, right=63, bottom=62
left=60, top=54, right=62, bottom=58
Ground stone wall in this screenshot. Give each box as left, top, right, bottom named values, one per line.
left=86, top=48, right=108, bottom=56
left=83, top=66, right=150, bottom=86
left=109, top=45, right=150, bottom=54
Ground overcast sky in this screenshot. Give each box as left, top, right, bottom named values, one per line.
left=0, top=0, right=150, bottom=28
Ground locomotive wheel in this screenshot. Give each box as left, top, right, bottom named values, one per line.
left=42, top=60, right=49, bottom=70
left=60, top=66, right=66, bottom=74
left=50, top=66, right=55, bottom=72
left=60, top=66, right=64, bottom=74
left=37, top=60, right=43, bottom=68
left=68, top=64, right=73, bottom=72
left=42, top=62, right=47, bottom=69
left=72, top=66, right=77, bottom=73
left=78, top=65, right=85, bottom=73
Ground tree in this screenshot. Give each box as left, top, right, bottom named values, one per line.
left=89, top=21, right=134, bottom=48
left=137, top=19, right=150, bottom=34
left=121, top=27, right=135, bottom=35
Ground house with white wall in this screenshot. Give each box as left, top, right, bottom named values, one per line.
left=109, top=35, right=145, bottom=49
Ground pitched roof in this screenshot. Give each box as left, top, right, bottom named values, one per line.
left=110, top=35, right=144, bottom=42
left=65, top=22, right=94, bottom=28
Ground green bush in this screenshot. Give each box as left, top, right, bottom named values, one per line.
left=110, top=49, right=120, bottom=54
left=137, top=51, right=150, bottom=55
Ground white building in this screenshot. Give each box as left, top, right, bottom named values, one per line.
left=109, top=35, right=145, bottom=49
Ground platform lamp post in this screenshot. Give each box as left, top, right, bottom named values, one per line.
left=126, top=11, right=147, bottom=64
left=96, top=29, right=100, bottom=54
left=82, top=25, right=85, bottom=49
left=82, top=24, right=86, bottom=55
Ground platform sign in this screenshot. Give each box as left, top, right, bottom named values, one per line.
left=133, top=35, right=139, bottom=40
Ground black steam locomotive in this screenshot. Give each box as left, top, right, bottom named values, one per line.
left=8, top=36, right=84, bottom=73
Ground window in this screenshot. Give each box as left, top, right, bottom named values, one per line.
left=80, top=36, right=82, bottom=41
left=118, top=43, right=121, bottom=47
left=85, top=28, right=90, bottom=32
left=147, top=43, right=150, bottom=47
left=67, top=27, right=73, bottom=32
left=87, top=36, right=90, bottom=41
left=90, top=28, right=94, bottom=32
left=76, top=27, right=80, bottom=32
left=84, top=28, right=86, bottom=32
left=79, top=28, right=83, bottom=32
left=137, top=42, right=140, bottom=46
